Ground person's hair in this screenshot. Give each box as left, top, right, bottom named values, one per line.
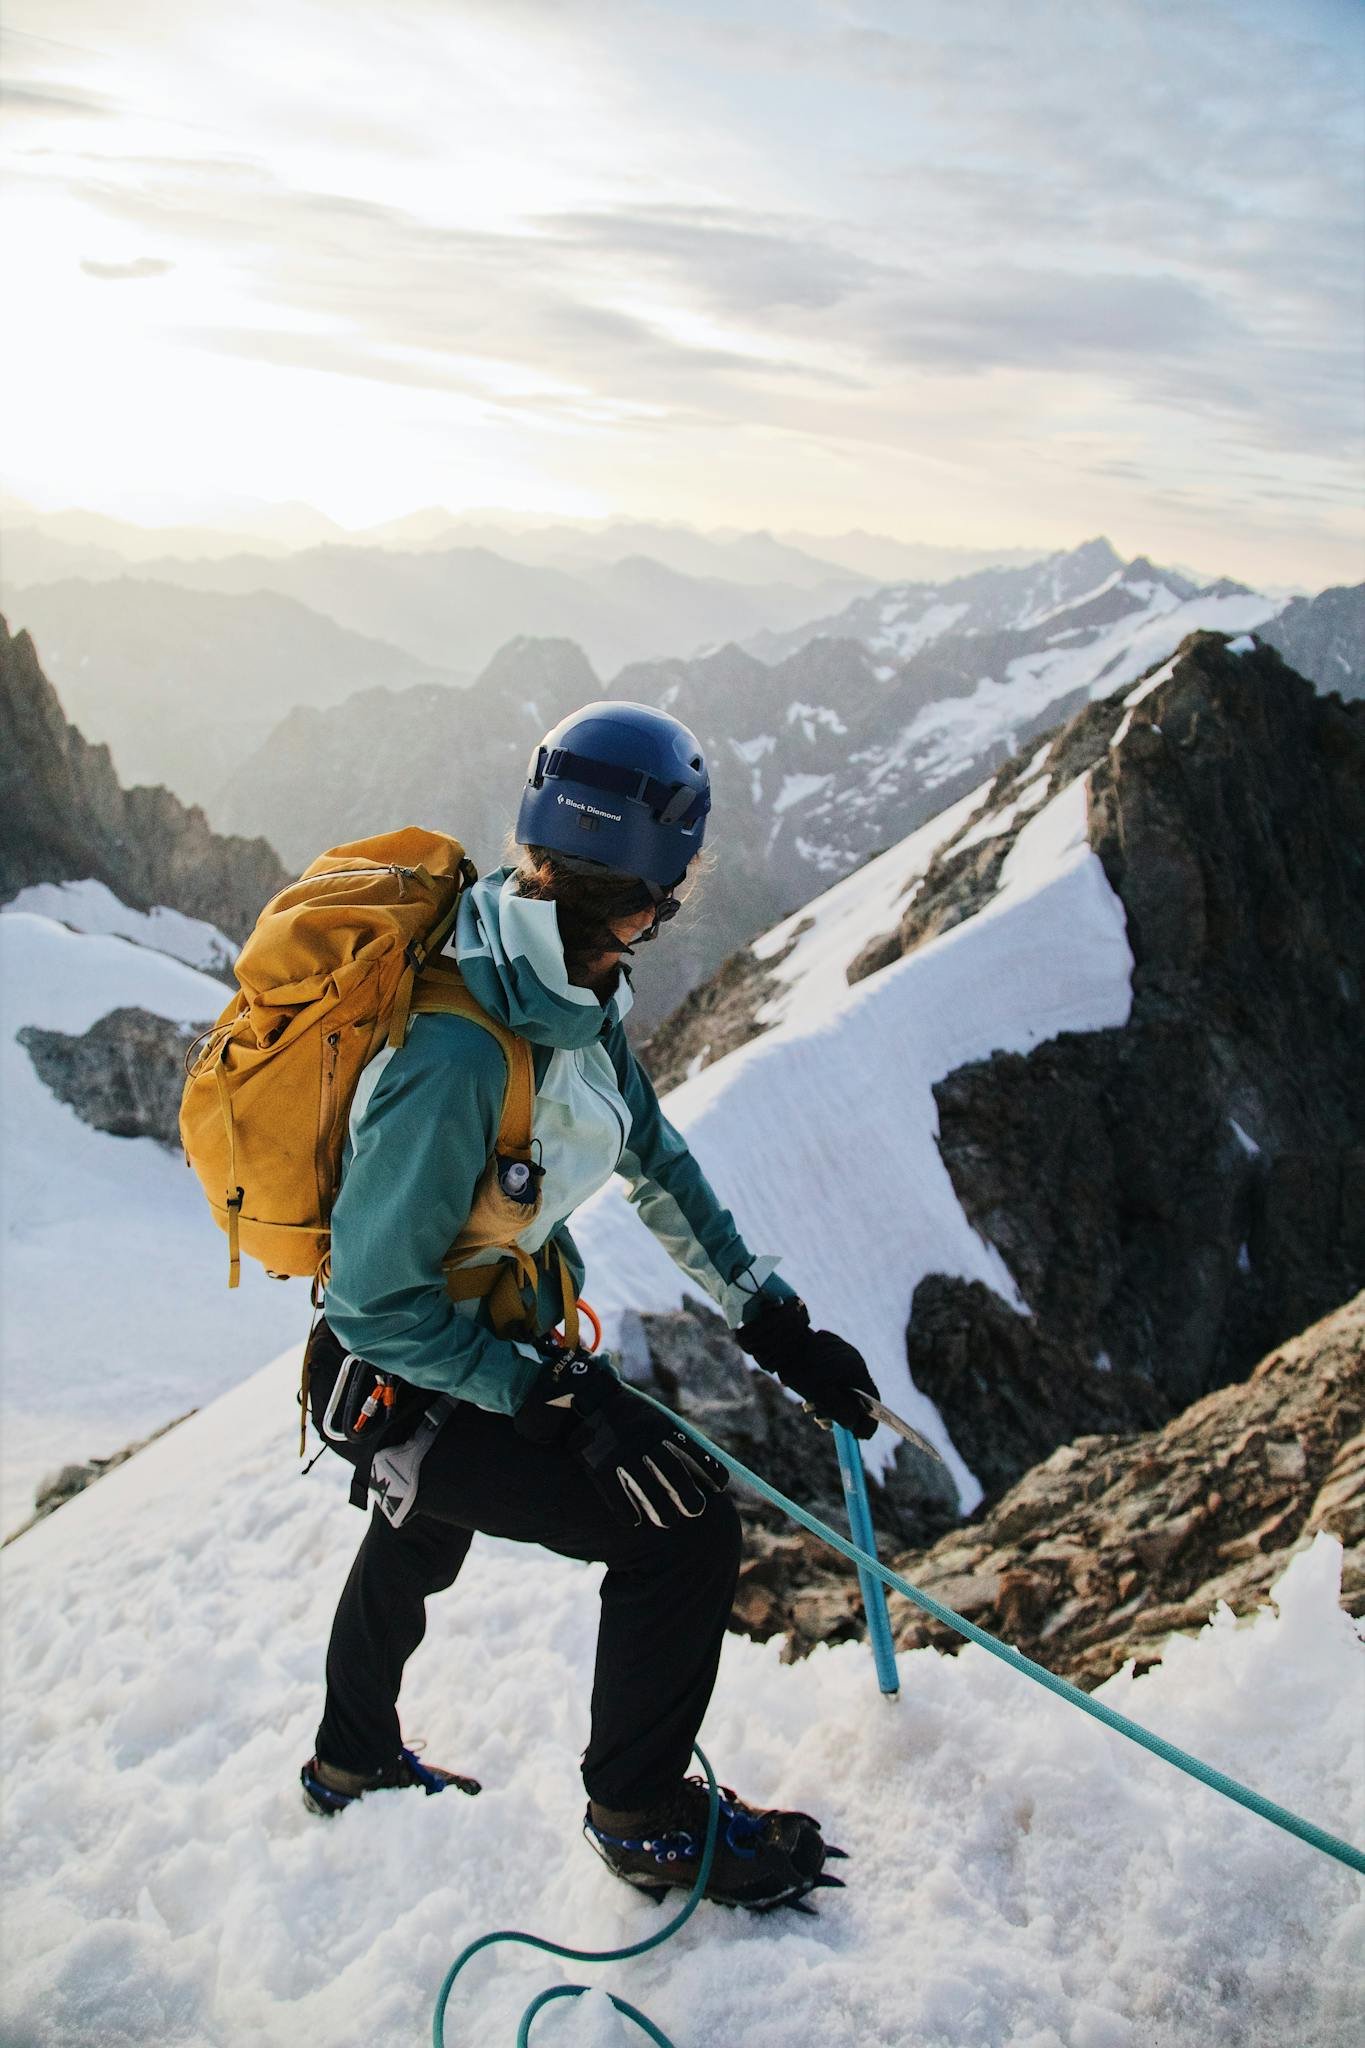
left=506, top=841, right=708, bottom=982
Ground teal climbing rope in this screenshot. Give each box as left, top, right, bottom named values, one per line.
left=432, top=1744, right=721, bottom=2047
left=651, top=1394, right=1365, bottom=1876
left=433, top=1400, right=1363, bottom=2046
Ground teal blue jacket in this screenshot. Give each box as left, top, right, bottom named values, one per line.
left=324, top=866, right=796, bottom=1413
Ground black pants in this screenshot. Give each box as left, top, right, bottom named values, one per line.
left=308, top=1322, right=743, bottom=1811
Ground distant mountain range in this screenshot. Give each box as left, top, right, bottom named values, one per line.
left=1259, top=582, right=1365, bottom=701
left=4, top=497, right=1045, bottom=590
left=5, top=520, right=1356, bottom=1037
left=1, top=580, right=460, bottom=806
left=3, top=542, right=870, bottom=682
left=208, top=537, right=1345, bottom=1031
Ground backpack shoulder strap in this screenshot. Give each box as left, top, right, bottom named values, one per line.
left=409, top=961, right=534, bottom=1156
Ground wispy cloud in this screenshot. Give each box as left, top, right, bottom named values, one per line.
left=79, top=255, right=175, bottom=280
left=5, top=0, right=1363, bottom=582
left=1, top=78, right=116, bottom=119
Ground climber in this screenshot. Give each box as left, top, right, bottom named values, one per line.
left=299, top=700, right=881, bottom=1911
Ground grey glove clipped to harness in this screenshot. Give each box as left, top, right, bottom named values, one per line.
left=736, top=1296, right=881, bottom=1440
left=514, top=1345, right=729, bottom=1529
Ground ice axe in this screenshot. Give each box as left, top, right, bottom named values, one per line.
left=799, top=1389, right=952, bottom=1477
left=795, top=1391, right=952, bottom=1697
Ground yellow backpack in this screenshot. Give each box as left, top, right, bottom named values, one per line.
left=179, top=827, right=534, bottom=1296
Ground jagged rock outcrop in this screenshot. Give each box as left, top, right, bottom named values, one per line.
left=0, top=616, right=287, bottom=939
left=18, top=1008, right=202, bottom=1147
left=886, top=1293, right=1365, bottom=1688
left=639, top=921, right=810, bottom=1088
left=633, top=1296, right=958, bottom=1653
left=1259, top=582, right=1364, bottom=703
left=893, top=635, right=1365, bottom=1491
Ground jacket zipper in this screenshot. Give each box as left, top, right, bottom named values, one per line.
left=575, top=1048, right=629, bottom=1167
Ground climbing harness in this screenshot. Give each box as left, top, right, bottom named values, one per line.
left=432, top=1396, right=1364, bottom=2048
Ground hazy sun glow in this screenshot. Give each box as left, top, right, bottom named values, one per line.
left=4, top=0, right=1363, bottom=583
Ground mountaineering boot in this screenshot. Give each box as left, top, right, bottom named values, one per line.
left=584, top=1775, right=848, bottom=1913
left=300, top=1745, right=481, bottom=1816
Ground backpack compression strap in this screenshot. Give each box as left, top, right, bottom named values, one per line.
left=408, top=962, right=534, bottom=1156
left=407, top=963, right=579, bottom=1348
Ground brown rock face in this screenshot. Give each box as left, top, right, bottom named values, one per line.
left=886, top=1292, right=1365, bottom=1688
left=0, top=616, right=287, bottom=940
left=901, top=635, right=1365, bottom=1491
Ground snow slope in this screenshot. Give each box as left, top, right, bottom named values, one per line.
left=0, top=910, right=305, bottom=1534
left=573, top=770, right=1132, bottom=1505
left=4, top=879, right=237, bottom=973
left=1, top=1345, right=1360, bottom=2048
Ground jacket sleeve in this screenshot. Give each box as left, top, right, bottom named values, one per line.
left=324, top=1013, right=544, bottom=1413
left=603, top=1021, right=798, bottom=1328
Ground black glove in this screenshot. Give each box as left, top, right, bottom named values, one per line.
left=515, top=1346, right=728, bottom=1529
left=736, top=1297, right=881, bottom=1440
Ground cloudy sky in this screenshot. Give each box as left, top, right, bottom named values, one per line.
left=4, top=0, right=1363, bottom=584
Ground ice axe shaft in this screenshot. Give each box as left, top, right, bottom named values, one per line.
left=833, top=1423, right=901, bottom=1697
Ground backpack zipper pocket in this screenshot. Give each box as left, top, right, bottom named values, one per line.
left=260, top=863, right=423, bottom=916
left=316, top=1028, right=342, bottom=1208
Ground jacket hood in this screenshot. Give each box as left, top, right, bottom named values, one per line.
left=450, top=865, right=634, bottom=1050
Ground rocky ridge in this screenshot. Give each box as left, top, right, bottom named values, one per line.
left=0, top=618, right=287, bottom=940
left=642, top=1292, right=1363, bottom=1686
left=885, top=1292, right=1364, bottom=1687
left=892, top=634, right=1365, bottom=1492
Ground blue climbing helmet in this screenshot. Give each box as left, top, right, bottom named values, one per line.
left=516, top=701, right=711, bottom=888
